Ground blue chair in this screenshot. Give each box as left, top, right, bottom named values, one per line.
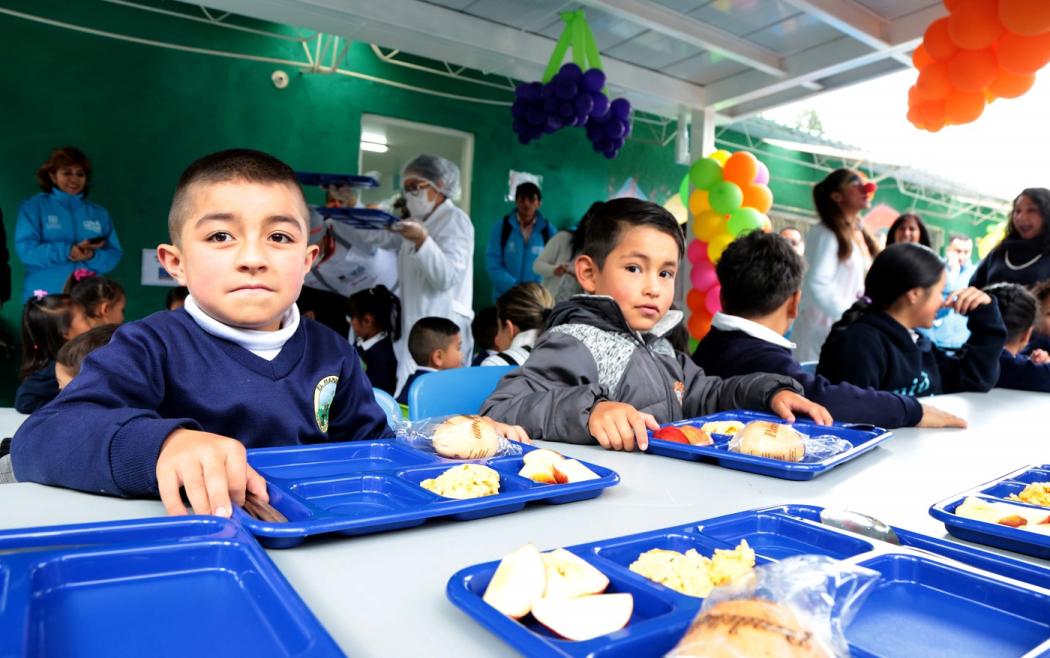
left=799, top=361, right=818, bottom=375
left=407, top=366, right=516, bottom=420
left=372, top=387, right=402, bottom=429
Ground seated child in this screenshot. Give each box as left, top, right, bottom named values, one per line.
left=397, top=316, right=463, bottom=405
left=55, top=324, right=119, bottom=390
left=1021, top=279, right=1050, bottom=360
left=166, top=285, right=190, bottom=311
left=818, top=243, right=1006, bottom=396
left=693, top=231, right=964, bottom=428
left=481, top=198, right=830, bottom=451
left=470, top=305, right=499, bottom=366
left=15, top=293, right=91, bottom=413
left=984, top=283, right=1050, bottom=392
left=481, top=282, right=554, bottom=366
left=12, top=148, right=390, bottom=517
left=347, top=284, right=401, bottom=395
left=64, top=269, right=126, bottom=326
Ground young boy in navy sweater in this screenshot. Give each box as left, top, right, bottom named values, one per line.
left=985, top=283, right=1050, bottom=392
left=12, top=149, right=391, bottom=517
left=396, top=316, right=463, bottom=405
left=692, top=231, right=964, bottom=428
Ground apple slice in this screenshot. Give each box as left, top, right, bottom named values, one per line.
left=652, top=426, right=689, bottom=444
left=531, top=593, right=633, bottom=641
left=553, top=459, right=601, bottom=484
left=998, top=514, right=1028, bottom=528
left=678, top=426, right=713, bottom=446
left=482, top=543, right=546, bottom=618
left=518, top=460, right=557, bottom=484
left=523, top=448, right=565, bottom=468
left=541, top=549, right=609, bottom=599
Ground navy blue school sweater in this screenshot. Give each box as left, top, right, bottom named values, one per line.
left=397, top=368, right=434, bottom=405
left=14, top=361, right=59, bottom=414
left=693, top=326, right=922, bottom=428
left=997, top=350, right=1050, bottom=393
left=816, top=303, right=1006, bottom=397
left=11, top=309, right=390, bottom=497
left=1021, top=332, right=1050, bottom=357
left=360, top=335, right=398, bottom=396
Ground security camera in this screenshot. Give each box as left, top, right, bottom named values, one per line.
left=271, top=70, right=289, bottom=89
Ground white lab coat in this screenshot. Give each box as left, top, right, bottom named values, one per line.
left=348, top=199, right=475, bottom=393
left=793, top=223, right=870, bottom=362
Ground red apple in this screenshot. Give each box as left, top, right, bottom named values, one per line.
left=531, top=593, right=633, bottom=641
left=652, top=426, right=689, bottom=444
left=541, top=549, right=609, bottom=599
left=518, top=460, right=557, bottom=484
left=998, top=514, right=1028, bottom=528
left=552, top=459, right=600, bottom=484
left=482, top=543, right=546, bottom=618
left=678, top=425, right=713, bottom=446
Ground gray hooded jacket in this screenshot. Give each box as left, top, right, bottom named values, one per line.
left=480, top=296, right=802, bottom=443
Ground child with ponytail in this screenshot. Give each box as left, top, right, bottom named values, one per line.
left=64, top=269, right=126, bottom=326
left=984, top=283, right=1050, bottom=392
left=347, top=285, right=402, bottom=395
left=16, top=292, right=91, bottom=413
left=817, top=243, right=1006, bottom=397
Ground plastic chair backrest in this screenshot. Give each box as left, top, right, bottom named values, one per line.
left=799, top=361, right=818, bottom=375
left=407, top=366, right=516, bottom=421
left=372, top=387, right=402, bottom=430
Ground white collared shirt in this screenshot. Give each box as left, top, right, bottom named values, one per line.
left=356, top=331, right=388, bottom=352
left=183, top=295, right=299, bottom=361
left=711, top=312, right=796, bottom=349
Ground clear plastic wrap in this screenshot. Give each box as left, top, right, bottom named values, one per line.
left=728, top=421, right=851, bottom=463
left=394, top=414, right=524, bottom=460
left=666, top=555, right=879, bottom=658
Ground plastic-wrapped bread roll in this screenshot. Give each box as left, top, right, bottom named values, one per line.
left=729, top=421, right=805, bottom=462
left=670, top=598, right=831, bottom=658
left=432, top=415, right=501, bottom=459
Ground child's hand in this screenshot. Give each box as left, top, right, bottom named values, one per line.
left=588, top=401, right=659, bottom=451
left=481, top=417, right=531, bottom=444
left=1030, top=349, right=1050, bottom=365
left=156, top=428, right=269, bottom=517
left=945, top=287, right=991, bottom=315
left=917, top=403, right=967, bottom=428
left=768, top=390, right=832, bottom=425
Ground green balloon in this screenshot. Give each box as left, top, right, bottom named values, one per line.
left=678, top=173, right=690, bottom=209
left=709, top=181, right=743, bottom=215
left=689, top=158, right=723, bottom=191
left=727, top=207, right=765, bottom=237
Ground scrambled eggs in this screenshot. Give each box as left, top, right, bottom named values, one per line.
left=700, top=421, right=745, bottom=436
left=956, top=496, right=1050, bottom=533
left=420, top=464, right=500, bottom=499
left=1009, top=482, right=1050, bottom=508
left=629, top=540, right=755, bottom=598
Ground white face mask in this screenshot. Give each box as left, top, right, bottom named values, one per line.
left=404, top=190, right=435, bottom=219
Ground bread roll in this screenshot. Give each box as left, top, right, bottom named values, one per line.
left=671, top=598, right=831, bottom=658
left=731, top=421, right=805, bottom=462
left=432, top=415, right=500, bottom=459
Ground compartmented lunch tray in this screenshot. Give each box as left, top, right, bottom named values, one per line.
left=930, top=463, right=1050, bottom=560
left=645, top=410, right=893, bottom=480
left=295, top=171, right=379, bottom=188
left=311, top=205, right=399, bottom=230
left=0, top=516, right=344, bottom=658
left=447, top=504, right=1050, bottom=658
left=239, top=440, right=619, bottom=548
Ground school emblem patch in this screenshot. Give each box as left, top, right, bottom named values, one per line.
left=313, top=375, right=339, bottom=432
left=673, top=380, right=685, bottom=406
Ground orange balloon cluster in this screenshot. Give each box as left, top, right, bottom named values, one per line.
left=908, top=0, right=1050, bottom=131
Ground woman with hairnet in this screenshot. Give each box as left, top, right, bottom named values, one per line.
left=346, top=154, right=474, bottom=395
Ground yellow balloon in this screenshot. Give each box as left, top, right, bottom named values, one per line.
left=708, top=149, right=731, bottom=166
left=707, top=232, right=734, bottom=263
left=693, top=210, right=725, bottom=242
left=662, top=194, right=688, bottom=225
left=977, top=223, right=1006, bottom=259
left=760, top=215, right=773, bottom=233
left=689, top=189, right=711, bottom=216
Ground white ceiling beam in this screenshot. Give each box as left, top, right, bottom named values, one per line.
left=885, top=3, right=948, bottom=46
left=577, top=0, right=786, bottom=77
left=779, top=0, right=910, bottom=66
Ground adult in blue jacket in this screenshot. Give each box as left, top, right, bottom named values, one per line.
left=485, top=182, right=551, bottom=301
left=15, top=147, right=123, bottom=301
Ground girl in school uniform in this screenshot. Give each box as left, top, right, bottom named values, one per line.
left=984, top=283, right=1050, bottom=393
left=481, top=282, right=554, bottom=367
left=817, top=243, right=1006, bottom=397
left=16, top=293, right=91, bottom=413
left=347, top=285, right=401, bottom=395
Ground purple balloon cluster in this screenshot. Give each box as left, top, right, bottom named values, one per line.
left=511, top=63, right=632, bottom=158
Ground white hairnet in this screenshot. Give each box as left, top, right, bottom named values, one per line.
left=401, top=154, right=461, bottom=201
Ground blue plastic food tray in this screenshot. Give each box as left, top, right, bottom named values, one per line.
left=447, top=504, right=1050, bottom=658
left=930, top=463, right=1050, bottom=560
left=645, top=410, right=893, bottom=480
left=239, top=440, right=620, bottom=548
left=295, top=171, right=379, bottom=188
left=312, top=205, right=399, bottom=230
left=0, top=516, right=344, bottom=658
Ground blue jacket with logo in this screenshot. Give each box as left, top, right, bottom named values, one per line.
left=816, top=303, right=1005, bottom=397
left=11, top=309, right=390, bottom=497
left=14, top=190, right=123, bottom=301
left=485, top=211, right=551, bottom=300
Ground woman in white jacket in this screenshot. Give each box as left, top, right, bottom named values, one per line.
left=793, top=168, right=880, bottom=362
left=349, top=155, right=474, bottom=393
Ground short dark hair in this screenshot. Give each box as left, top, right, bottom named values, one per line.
left=65, top=274, right=125, bottom=320
left=168, top=148, right=307, bottom=244
left=56, top=324, right=119, bottom=377
left=580, top=198, right=685, bottom=268
left=166, top=286, right=190, bottom=309
left=36, top=146, right=92, bottom=195
left=1030, top=279, right=1050, bottom=304
left=515, top=182, right=541, bottom=201
left=717, top=231, right=806, bottom=317
left=985, top=283, right=1037, bottom=343
left=408, top=316, right=459, bottom=366
left=347, top=285, right=403, bottom=341
left=471, top=306, right=499, bottom=352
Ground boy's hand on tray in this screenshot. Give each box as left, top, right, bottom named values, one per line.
left=156, top=428, right=269, bottom=517
left=484, top=418, right=531, bottom=444
left=769, top=391, right=832, bottom=425
left=589, top=401, right=659, bottom=451
left=917, top=404, right=968, bottom=428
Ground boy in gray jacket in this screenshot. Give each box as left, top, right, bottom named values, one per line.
left=481, top=198, right=831, bottom=451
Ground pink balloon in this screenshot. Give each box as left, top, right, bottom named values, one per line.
left=693, top=241, right=713, bottom=268
left=753, top=161, right=769, bottom=185
left=690, top=262, right=718, bottom=292
left=705, top=285, right=722, bottom=315
left=686, top=239, right=705, bottom=264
